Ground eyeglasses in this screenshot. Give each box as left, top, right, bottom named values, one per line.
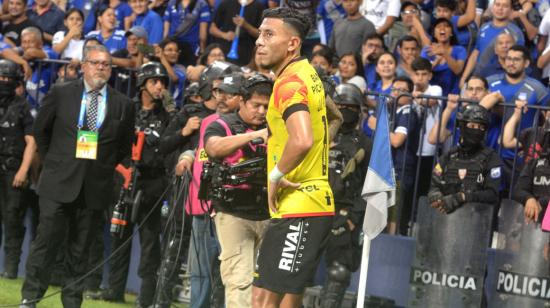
left=86, top=60, right=111, bottom=68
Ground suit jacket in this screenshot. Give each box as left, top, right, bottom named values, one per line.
left=34, top=79, right=135, bottom=209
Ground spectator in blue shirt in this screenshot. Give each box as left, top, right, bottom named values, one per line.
left=163, top=0, right=211, bottom=66
left=86, top=7, right=128, bottom=54
left=363, top=51, right=397, bottom=137
left=435, top=0, right=477, bottom=53
left=421, top=18, right=467, bottom=96
left=156, top=38, right=187, bottom=107
left=126, top=0, right=163, bottom=44
left=26, top=0, right=65, bottom=43
left=361, top=33, right=385, bottom=91
left=487, top=45, right=550, bottom=188
left=317, top=0, right=346, bottom=44
left=460, top=0, right=525, bottom=87
left=20, top=26, right=57, bottom=111
left=82, top=0, right=133, bottom=33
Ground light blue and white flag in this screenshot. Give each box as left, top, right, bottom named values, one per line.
left=361, top=99, right=397, bottom=238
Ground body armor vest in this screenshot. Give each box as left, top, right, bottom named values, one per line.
left=532, top=158, right=550, bottom=199
left=441, top=148, right=492, bottom=195
left=134, top=103, right=168, bottom=175
left=328, top=131, right=363, bottom=210
left=0, top=101, right=26, bottom=173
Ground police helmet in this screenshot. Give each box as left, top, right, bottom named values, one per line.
left=136, top=62, right=169, bottom=89
left=245, top=74, right=273, bottom=90
left=333, top=83, right=365, bottom=107
left=0, top=59, right=24, bottom=82
left=456, top=104, right=490, bottom=127
left=198, top=61, right=241, bottom=100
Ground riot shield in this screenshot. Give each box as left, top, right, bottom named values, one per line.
left=489, top=199, right=550, bottom=307
left=409, top=197, right=493, bottom=308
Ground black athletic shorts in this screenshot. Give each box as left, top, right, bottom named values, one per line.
left=253, top=216, right=332, bottom=294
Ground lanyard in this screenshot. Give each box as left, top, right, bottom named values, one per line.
left=78, top=90, right=107, bottom=130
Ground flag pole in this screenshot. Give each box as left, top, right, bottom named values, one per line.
left=356, top=233, right=371, bottom=308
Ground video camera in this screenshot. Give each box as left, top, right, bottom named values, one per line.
left=199, top=157, right=267, bottom=203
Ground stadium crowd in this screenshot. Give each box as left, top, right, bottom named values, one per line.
left=0, top=0, right=549, bottom=307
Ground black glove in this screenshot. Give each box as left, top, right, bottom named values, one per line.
left=331, top=209, right=351, bottom=236
left=428, top=190, right=443, bottom=204
left=440, top=193, right=464, bottom=213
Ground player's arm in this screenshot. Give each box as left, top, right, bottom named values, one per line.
left=276, top=110, right=313, bottom=173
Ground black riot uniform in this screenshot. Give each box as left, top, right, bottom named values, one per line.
left=428, top=104, right=501, bottom=213
left=0, top=59, right=34, bottom=279
left=513, top=120, right=550, bottom=221
left=320, top=84, right=372, bottom=308
left=102, top=62, right=171, bottom=307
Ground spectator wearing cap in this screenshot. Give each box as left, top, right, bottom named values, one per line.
left=110, top=25, right=148, bottom=69
left=26, top=0, right=65, bottom=43
left=328, top=0, right=375, bottom=58
left=2, top=0, right=37, bottom=46
left=359, top=0, right=400, bottom=36
left=163, top=0, right=211, bottom=66
left=126, top=0, right=163, bottom=44
left=420, top=18, right=466, bottom=96
left=52, top=8, right=85, bottom=61
left=155, top=38, right=187, bottom=107
left=86, top=7, right=128, bottom=54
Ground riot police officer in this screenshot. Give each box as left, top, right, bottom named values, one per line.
left=320, top=83, right=372, bottom=308
left=428, top=104, right=501, bottom=213
left=102, top=62, right=171, bottom=307
left=0, top=59, right=35, bottom=279
left=413, top=104, right=502, bottom=307
left=513, top=117, right=550, bottom=224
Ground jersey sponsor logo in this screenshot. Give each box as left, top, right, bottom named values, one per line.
left=490, top=167, right=501, bottom=179
left=278, top=221, right=305, bottom=272
left=497, top=270, right=550, bottom=300
left=534, top=176, right=550, bottom=186
left=411, top=267, right=478, bottom=291
left=297, top=184, right=320, bottom=193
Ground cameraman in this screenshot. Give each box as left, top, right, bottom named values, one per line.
left=202, top=74, right=272, bottom=307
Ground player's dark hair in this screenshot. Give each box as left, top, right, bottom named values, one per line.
left=262, top=7, right=311, bottom=42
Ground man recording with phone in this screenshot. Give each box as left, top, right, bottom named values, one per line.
left=202, top=74, right=272, bottom=307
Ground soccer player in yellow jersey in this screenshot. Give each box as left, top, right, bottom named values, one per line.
left=252, top=7, right=335, bottom=308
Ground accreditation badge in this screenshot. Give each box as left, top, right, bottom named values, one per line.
left=76, top=130, right=98, bottom=160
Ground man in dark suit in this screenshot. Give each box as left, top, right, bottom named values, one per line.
left=20, top=45, right=135, bottom=308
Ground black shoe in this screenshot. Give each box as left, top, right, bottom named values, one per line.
left=84, top=288, right=103, bottom=300
left=1, top=271, right=17, bottom=279
left=101, top=289, right=125, bottom=303
left=19, top=299, right=36, bottom=308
